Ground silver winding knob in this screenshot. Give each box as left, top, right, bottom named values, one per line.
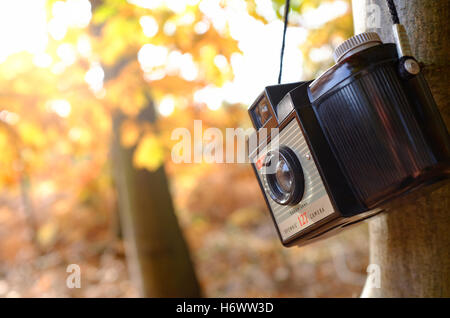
left=333, top=32, right=382, bottom=63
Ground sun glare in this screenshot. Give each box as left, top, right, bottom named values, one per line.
left=85, top=63, right=105, bottom=92
left=159, top=96, right=175, bottom=117
left=0, top=0, right=47, bottom=62
left=0, top=0, right=92, bottom=65
left=140, top=16, right=159, bottom=37
left=47, top=99, right=72, bottom=118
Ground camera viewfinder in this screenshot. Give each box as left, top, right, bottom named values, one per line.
left=253, top=101, right=271, bottom=128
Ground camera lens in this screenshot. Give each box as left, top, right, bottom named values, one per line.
left=275, top=158, right=294, bottom=193
left=264, top=147, right=304, bottom=206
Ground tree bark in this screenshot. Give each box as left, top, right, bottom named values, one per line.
left=111, top=105, right=201, bottom=297
left=352, top=0, right=450, bottom=297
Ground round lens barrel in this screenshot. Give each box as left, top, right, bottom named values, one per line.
left=264, top=147, right=304, bottom=206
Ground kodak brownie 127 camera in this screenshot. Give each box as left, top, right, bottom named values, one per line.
left=248, top=30, right=450, bottom=247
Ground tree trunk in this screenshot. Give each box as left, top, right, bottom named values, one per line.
left=352, top=0, right=450, bottom=297
left=111, top=104, right=201, bottom=297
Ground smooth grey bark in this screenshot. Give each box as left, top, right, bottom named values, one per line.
left=352, top=0, right=450, bottom=297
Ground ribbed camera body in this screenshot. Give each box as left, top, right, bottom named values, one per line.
left=309, top=43, right=450, bottom=208
left=248, top=34, right=450, bottom=247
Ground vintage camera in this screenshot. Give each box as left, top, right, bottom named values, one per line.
left=248, top=31, right=450, bottom=247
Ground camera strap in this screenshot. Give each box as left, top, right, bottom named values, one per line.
left=278, top=0, right=290, bottom=84
left=277, top=0, right=406, bottom=84
left=386, top=0, right=400, bottom=24
left=386, top=0, right=413, bottom=58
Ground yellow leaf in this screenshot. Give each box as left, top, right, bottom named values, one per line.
left=37, top=222, right=59, bottom=248
left=120, top=119, right=140, bottom=148
left=133, top=133, right=164, bottom=171
left=17, top=122, right=46, bottom=148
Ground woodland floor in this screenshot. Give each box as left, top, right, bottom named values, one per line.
left=0, top=163, right=370, bottom=297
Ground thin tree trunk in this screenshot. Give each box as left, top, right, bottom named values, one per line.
left=352, top=0, right=450, bottom=297
left=111, top=104, right=201, bottom=297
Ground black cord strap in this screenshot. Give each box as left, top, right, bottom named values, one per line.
left=278, top=0, right=290, bottom=84
left=386, top=0, right=400, bottom=24
left=278, top=0, right=399, bottom=84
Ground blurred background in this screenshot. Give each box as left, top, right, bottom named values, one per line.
left=0, top=0, right=370, bottom=297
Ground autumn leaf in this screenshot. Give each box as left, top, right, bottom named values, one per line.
left=37, top=222, right=59, bottom=248
left=120, top=119, right=141, bottom=148
left=133, top=133, right=164, bottom=171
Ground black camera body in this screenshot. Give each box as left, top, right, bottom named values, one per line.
left=248, top=33, right=450, bottom=247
